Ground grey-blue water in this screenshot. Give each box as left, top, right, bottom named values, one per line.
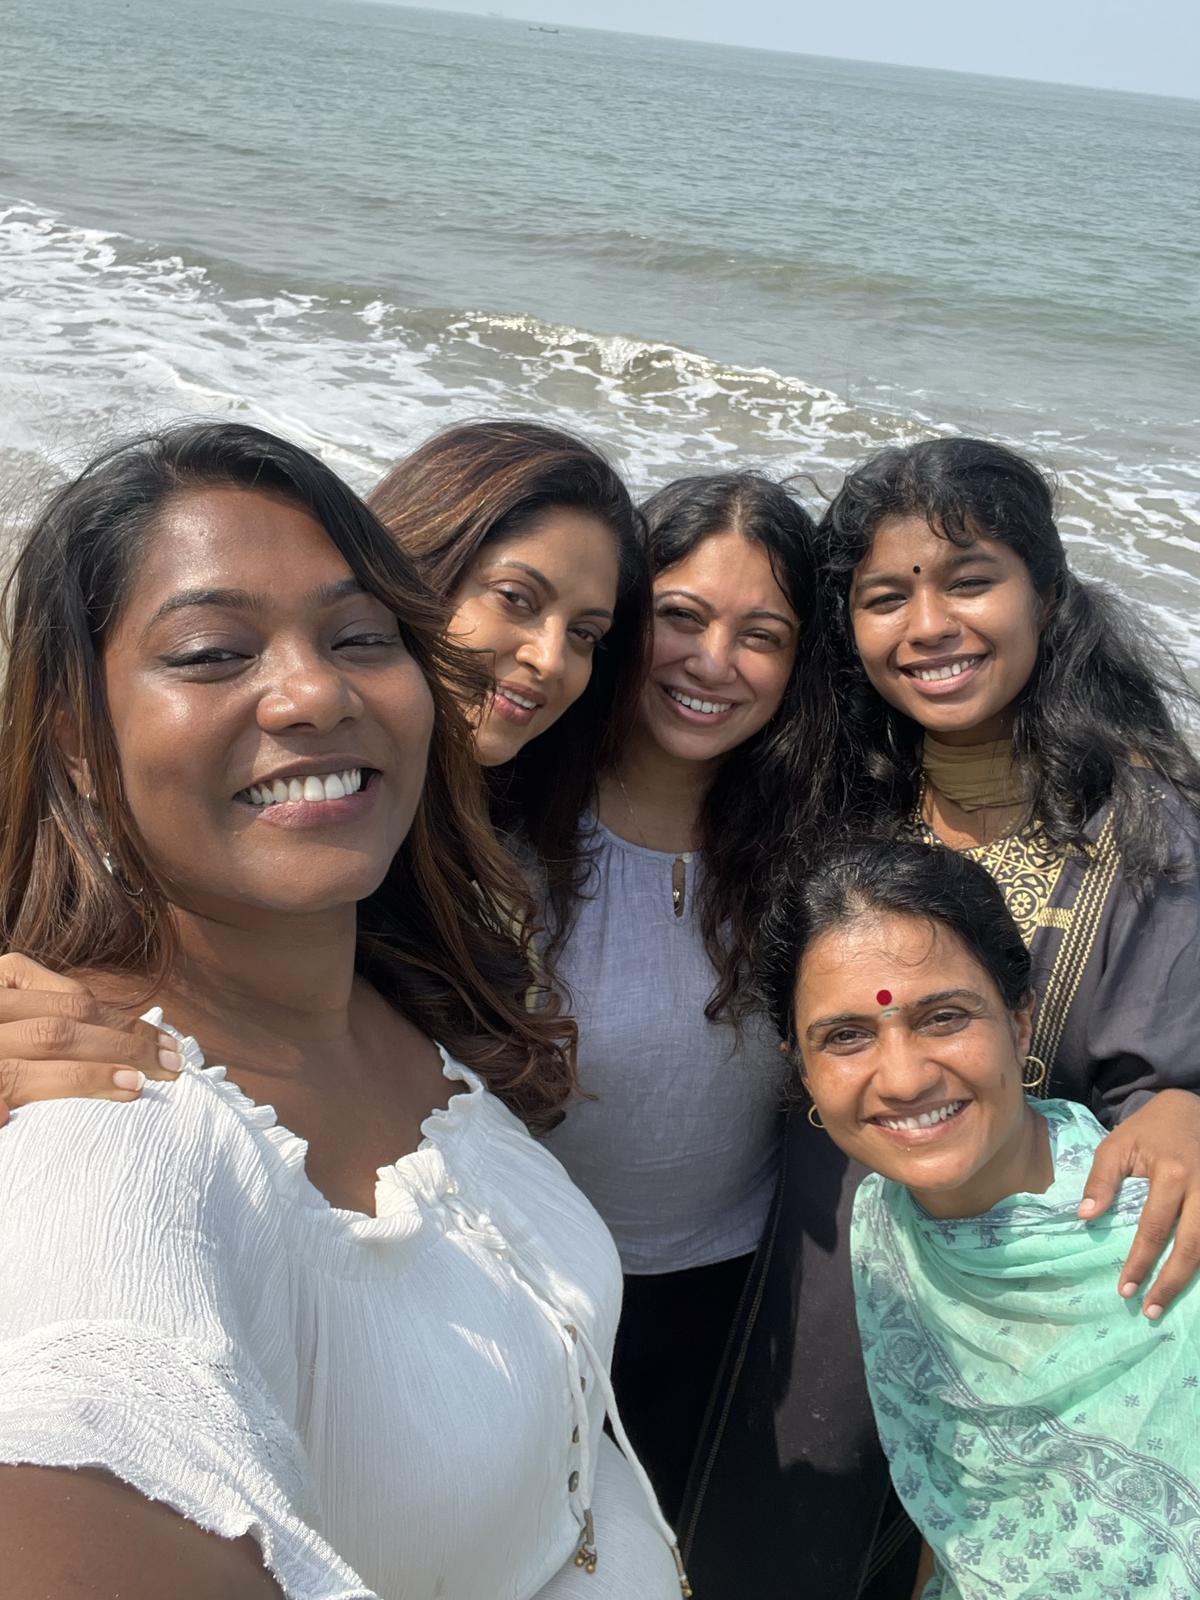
left=2, top=0, right=1198, bottom=665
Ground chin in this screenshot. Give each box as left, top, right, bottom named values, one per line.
left=473, top=722, right=528, bottom=768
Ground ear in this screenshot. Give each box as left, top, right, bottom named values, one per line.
left=55, top=711, right=93, bottom=798
left=778, top=1034, right=805, bottom=1077
left=1012, top=992, right=1036, bottom=1060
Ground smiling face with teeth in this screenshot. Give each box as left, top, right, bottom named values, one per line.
left=850, top=516, right=1045, bottom=746
left=445, top=510, right=620, bottom=767
left=794, top=911, right=1049, bottom=1219
left=96, top=486, right=435, bottom=924
left=637, top=529, right=799, bottom=767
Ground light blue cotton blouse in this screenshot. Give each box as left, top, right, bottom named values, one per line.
left=544, top=820, right=788, bottom=1276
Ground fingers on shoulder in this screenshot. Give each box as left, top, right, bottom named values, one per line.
left=0, top=954, right=92, bottom=993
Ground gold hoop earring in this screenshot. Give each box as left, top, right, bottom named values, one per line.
left=1022, top=1054, right=1048, bottom=1091
left=807, top=1103, right=824, bottom=1130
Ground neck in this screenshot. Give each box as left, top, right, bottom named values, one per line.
left=922, top=728, right=1026, bottom=816
left=602, top=724, right=717, bottom=851
left=922, top=709, right=1015, bottom=750
left=164, top=902, right=360, bottom=1047
left=915, top=1102, right=1053, bottom=1220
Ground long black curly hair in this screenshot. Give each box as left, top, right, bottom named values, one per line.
left=628, top=471, right=845, bottom=1021
left=817, top=437, right=1200, bottom=878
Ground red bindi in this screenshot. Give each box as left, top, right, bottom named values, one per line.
left=876, top=989, right=893, bottom=1006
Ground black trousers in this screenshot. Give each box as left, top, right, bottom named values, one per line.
left=677, top=1111, right=920, bottom=1599
left=611, top=1252, right=755, bottom=1529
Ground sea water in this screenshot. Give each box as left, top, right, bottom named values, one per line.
left=1, top=0, right=1197, bottom=667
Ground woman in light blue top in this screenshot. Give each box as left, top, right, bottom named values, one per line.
left=544, top=472, right=836, bottom=1518
left=760, top=838, right=1200, bottom=1600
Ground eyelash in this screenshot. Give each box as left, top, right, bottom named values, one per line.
left=826, top=1027, right=869, bottom=1048
left=865, top=577, right=991, bottom=611
left=497, top=588, right=604, bottom=648
left=162, top=634, right=398, bottom=670
left=161, top=648, right=245, bottom=668
left=658, top=607, right=781, bottom=647
left=820, top=1008, right=972, bottom=1049
left=926, top=1008, right=970, bottom=1029
left=336, top=633, right=400, bottom=649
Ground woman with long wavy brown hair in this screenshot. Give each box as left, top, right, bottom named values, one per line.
left=0, top=421, right=684, bottom=1600
left=368, top=417, right=650, bottom=949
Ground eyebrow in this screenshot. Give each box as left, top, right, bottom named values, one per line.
left=656, top=587, right=796, bottom=630
left=144, top=577, right=368, bottom=632
left=854, top=548, right=1002, bottom=593
left=490, top=559, right=614, bottom=620
left=804, top=988, right=983, bottom=1039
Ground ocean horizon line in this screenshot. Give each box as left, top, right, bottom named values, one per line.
left=372, top=0, right=1200, bottom=104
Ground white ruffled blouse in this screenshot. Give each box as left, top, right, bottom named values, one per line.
left=0, top=1014, right=683, bottom=1599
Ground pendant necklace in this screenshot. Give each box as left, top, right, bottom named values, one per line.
left=614, top=774, right=694, bottom=919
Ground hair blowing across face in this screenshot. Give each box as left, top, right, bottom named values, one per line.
left=370, top=418, right=650, bottom=951
left=756, top=839, right=1032, bottom=1057
left=818, top=437, right=1200, bottom=876
left=0, top=421, right=574, bottom=1130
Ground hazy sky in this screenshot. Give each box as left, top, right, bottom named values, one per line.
left=404, top=0, right=1199, bottom=99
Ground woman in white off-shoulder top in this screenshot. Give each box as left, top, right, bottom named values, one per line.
left=0, top=1025, right=672, bottom=1600
left=0, top=423, right=684, bottom=1600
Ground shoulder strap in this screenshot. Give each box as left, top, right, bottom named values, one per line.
left=1030, top=813, right=1121, bottom=1087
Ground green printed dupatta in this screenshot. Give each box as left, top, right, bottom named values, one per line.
left=851, top=1099, right=1200, bottom=1600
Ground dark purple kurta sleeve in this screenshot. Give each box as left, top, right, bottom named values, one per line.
left=1050, top=776, right=1200, bottom=1124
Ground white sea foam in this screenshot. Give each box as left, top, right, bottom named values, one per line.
left=3, top=195, right=1199, bottom=676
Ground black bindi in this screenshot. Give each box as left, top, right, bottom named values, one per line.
left=912, top=564, right=921, bottom=574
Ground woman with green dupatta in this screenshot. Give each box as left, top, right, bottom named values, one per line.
left=763, top=838, right=1200, bottom=1600
left=682, top=438, right=1200, bottom=1599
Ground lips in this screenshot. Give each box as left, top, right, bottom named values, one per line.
left=869, top=1099, right=971, bottom=1140
left=232, top=763, right=382, bottom=829
left=491, top=681, right=544, bottom=726
left=897, top=654, right=987, bottom=696
left=238, top=767, right=365, bottom=808
left=659, top=683, right=738, bottom=723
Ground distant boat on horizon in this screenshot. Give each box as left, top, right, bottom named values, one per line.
left=528, top=24, right=561, bottom=33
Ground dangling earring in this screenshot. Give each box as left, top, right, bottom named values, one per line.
left=1022, top=1054, right=1048, bottom=1091
left=100, top=846, right=143, bottom=898
left=86, top=800, right=143, bottom=899
left=807, top=1102, right=825, bottom=1130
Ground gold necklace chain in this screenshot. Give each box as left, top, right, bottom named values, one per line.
left=613, top=773, right=694, bottom=919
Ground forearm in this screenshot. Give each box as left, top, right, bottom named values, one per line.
left=910, top=1539, right=936, bottom=1599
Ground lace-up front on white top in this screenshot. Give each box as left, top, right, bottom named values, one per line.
left=0, top=1013, right=683, bottom=1600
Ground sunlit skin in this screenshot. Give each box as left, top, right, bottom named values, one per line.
left=794, top=912, right=1052, bottom=1219
left=635, top=529, right=799, bottom=773
left=97, top=487, right=435, bottom=927
left=447, top=509, right=619, bottom=767
left=850, top=516, right=1044, bottom=746
left=83, top=485, right=454, bottom=1213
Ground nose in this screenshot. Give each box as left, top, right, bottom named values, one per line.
left=514, top=620, right=569, bottom=684
left=685, top=625, right=739, bottom=687
left=906, top=584, right=960, bottom=648
left=256, top=646, right=362, bottom=735
left=872, top=1034, right=944, bottom=1107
